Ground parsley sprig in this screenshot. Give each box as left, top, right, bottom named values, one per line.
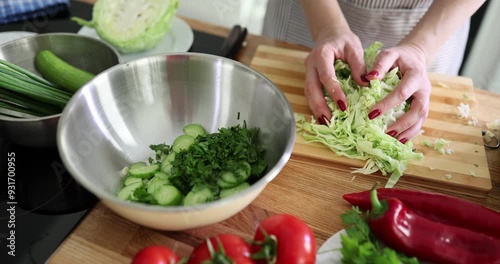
left=339, top=207, right=419, bottom=264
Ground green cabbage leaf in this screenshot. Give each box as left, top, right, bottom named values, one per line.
left=72, top=0, right=179, bottom=53
left=296, top=42, right=423, bottom=187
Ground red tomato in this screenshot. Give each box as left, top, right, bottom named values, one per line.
left=188, top=234, right=255, bottom=264
left=131, top=245, right=180, bottom=264
left=252, top=214, right=317, bottom=264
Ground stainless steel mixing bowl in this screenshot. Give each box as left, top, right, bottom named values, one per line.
left=0, top=33, right=120, bottom=148
left=57, top=53, right=296, bottom=230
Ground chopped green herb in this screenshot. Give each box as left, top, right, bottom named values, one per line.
left=169, top=122, right=267, bottom=194
left=117, top=122, right=268, bottom=205
left=340, top=207, right=420, bottom=263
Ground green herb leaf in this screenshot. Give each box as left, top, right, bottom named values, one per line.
left=131, top=187, right=156, bottom=204
left=169, top=123, right=267, bottom=194
left=340, top=207, right=420, bottom=264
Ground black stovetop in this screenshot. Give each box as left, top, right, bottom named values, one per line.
left=0, top=140, right=98, bottom=263
left=0, top=1, right=240, bottom=263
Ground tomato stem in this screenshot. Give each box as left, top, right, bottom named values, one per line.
left=203, top=237, right=234, bottom=264
left=250, top=227, right=277, bottom=264
left=176, top=257, right=188, bottom=264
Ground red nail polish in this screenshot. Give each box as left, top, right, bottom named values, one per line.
left=400, top=137, right=408, bottom=144
left=337, top=100, right=347, bottom=112
left=368, top=109, right=381, bottom=120
left=368, top=70, right=379, bottom=77
left=386, top=130, right=397, bottom=137
left=360, top=74, right=369, bottom=82
left=319, top=115, right=328, bottom=125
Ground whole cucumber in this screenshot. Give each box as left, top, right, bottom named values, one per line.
left=35, top=49, right=95, bottom=93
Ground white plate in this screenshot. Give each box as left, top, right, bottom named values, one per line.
left=316, top=229, right=346, bottom=264
left=77, top=16, right=194, bottom=62
left=0, top=31, right=37, bottom=46
left=317, top=229, right=429, bottom=264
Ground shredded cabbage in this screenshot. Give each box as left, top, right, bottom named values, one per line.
left=296, top=42, right=423, bottom=188
left=483, top=130, right=495, bottom=143
left=486, top=119, right=500, bottom=131
left=434, top=138, right=452, bottom=155
left=456, top=102, right=470, bottom=119
left=72, top=0, right=179, bottom=53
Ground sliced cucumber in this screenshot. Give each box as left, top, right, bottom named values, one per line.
left=172, top=134, right=195, bottom=153
left=217, top=177, right=239, bottom=189
left=128, top=164, right=160, bottom=178
left=129, top=161, right=147, bottom=170
left=124, top=176, right=142, bottom=186
left=221, top=171, right=238, bottom=184
left=183, top=186, right=214, bottom=206
left=220, top=161, right=251, bottom=185
left=147, top=179, right=170, bottom=194
left=154, top=185, right=183, bottom=206
left=146, top=172, right=170, bottom=194
left=235, top=161, right=252, bottom=182
left=117, top=182, right=142, bottom=200
left=160, top=152, right=176, bottom=173
left=219, top=182, right=250, bottom=199
left=183, top=124, right=207, bottom=139
left=153, top=171, right=170, bottom=180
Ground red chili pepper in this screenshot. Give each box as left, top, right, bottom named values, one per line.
left=343, top=188, right=500, bottom=240
left=367, top=187, right=500, bottom=264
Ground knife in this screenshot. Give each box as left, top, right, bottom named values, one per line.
left=218, top=25, right=247, bottom=59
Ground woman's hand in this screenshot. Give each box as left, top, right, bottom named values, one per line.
left=365, top=44, right=432, bottom=143
left=304, top=29, right=367, bottom=125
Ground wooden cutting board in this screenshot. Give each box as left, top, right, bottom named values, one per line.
left=250, top=45, right=492, bottom=197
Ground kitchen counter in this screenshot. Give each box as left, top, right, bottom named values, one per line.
left=46, top=4, right=500, bottom=263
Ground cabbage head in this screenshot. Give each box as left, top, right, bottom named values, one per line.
left=72, top=0, right=180, bottom=53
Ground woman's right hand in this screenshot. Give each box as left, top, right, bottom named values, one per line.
left=304, top=29, right=367, bottom=125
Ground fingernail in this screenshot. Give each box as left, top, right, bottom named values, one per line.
left=319, top=115, right=328, bottom=125
left=337, top=100, right=347, bottom=112
left=368, top=109, right=381, bottom=120
left=360, top=74, right=369, bottom=82
left=386, top=130, right=397, bottom=137
left=368, top=70, right=379, bottom=77
left=400, top=138, right=408, bottom=144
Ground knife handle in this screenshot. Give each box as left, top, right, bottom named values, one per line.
left=219, top=25, right=247, bottom=59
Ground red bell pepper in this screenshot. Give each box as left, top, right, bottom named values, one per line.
left=368, top=187, right=500, bottom=264
left=343, top=188, right=500, bottom=240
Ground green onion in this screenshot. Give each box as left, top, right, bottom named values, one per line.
left=0, top=59, right=73, bottom=112
left=0, top=66, right=72, bottom=98
left=0, top=89, right=61, bottom=116
left=0, top=59, right=56, bottom=87
left=0, top=111, right=26, bottom=118
left=0, top=100, right=43, bottom=117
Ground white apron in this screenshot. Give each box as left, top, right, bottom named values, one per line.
left=262, top=0, right=470, bottom=75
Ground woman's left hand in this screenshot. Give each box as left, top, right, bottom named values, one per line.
left=365, top=44, right=432, bottom=144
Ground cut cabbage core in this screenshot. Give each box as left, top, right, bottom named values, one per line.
left=73, top=0, right=179, bottom=53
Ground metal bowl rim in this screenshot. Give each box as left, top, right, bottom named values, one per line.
left=57, top=52, right=296, bottom=213
left=0, top=32, right=121, bottom=122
